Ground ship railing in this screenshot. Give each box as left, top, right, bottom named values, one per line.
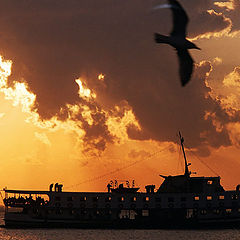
left=4, top=196, right=49, bottom=208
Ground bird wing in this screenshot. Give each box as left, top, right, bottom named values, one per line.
left=177, top=49, right=193, bottom=86
left=168, top=0, right=189, bottom=37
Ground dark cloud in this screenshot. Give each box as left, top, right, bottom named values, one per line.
left=0, top=0, right=236, bottom=155
left=126, top=61, right=232, bottom=152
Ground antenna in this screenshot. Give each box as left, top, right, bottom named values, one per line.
left=179, top=131, right=191, bottom=177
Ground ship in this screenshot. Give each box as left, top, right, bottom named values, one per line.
left=3, top=132, right=240, bottom=228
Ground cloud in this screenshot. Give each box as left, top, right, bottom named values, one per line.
left=35, top=132, right=51, bottom=146
left=128, top=149, right=151, bottom=159
left=213, top=0, right=240, bottom=33
left=214, top=0, right=234, bottom=11
left=223, top=66, right=240, bottom=88
left=0, top=0, right=231, bottom=114
left=0, top=0, right=238, bottom=156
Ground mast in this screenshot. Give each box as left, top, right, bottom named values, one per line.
left=179, top=131, right=191, bottom=177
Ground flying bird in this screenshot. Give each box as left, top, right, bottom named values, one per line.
left=154, top=0, right=201, bottom=86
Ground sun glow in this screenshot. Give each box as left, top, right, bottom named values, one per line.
left=75, top=78, right=96, bottom=100
left=98, top=73, right=105, bottom=81
left=106, top=108, right=141, bottom=142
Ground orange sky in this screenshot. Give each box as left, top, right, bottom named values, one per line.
left=0, top=0, right=240, bottom=195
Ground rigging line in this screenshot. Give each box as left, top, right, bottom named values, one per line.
left=186, top=148, right=219, bottom=176
left=65, top=145, right=172, bottom=189
left=177, top=144, right=183, bottom=173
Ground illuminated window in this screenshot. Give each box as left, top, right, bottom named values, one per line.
left=194, top=196, right=199, bottom=201
left=207, top=196, right=212, bottom=201
left=80, top=196, right=87, bottom=201
left=145, top=196, right=150, bottom=202
left=226, top=209, right=232, bottom=214
left=119, top=197, right=124, bottom=202
left=105, top=197, right=111, bottom=202
left=219, top=195, right=224, bottom=200
left=132, top=197, right=137, bottom=202
left=207, top=180, right=213, bottom=185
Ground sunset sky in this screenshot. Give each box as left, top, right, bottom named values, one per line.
left=0, top=0, right=240, bottom=194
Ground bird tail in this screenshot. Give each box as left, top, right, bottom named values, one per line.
left=154, top=33, right=170, bottom=44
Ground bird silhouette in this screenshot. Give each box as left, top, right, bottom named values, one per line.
left=154, top=0, right=200, bottom=86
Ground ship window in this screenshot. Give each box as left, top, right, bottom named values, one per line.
left=145, top=196, right=150, bottom=202
left=55, top=196, right=61, bottom=201
left=219, top=195, right=224, bottom=200
left=226, top=209, right=232, bottom=214
left=80, top=196, right=87, bottom=201
left=142, top=209, right=149, bottom=217
left=93, top=196, right=99, bottom=202
left=213, top=209, right=220, bottom=214
left=155, top=197, right=161, bottom=202
left=95, top=210, right=100, bottom=215
left=194, top=196, right=199, bottom=201
left=56, top=209, right=62, bottom=215
left=200, top=209, right=207, bottom=215
left=131, top=196, right=137, bottom=202
left=181, top=197, right=186, bottom=202
left=232, top=194, right=238, bottom=200
left=186, top=209, right=194, bottom=219
left=207, top=180, right=213, bottom=185
left=105, top=197, right=111, bottom=202
left=67, top=197, right=73, bottom=201
left=119, top=210, right=129, bottom=219
left=119, top=197, right=124, bottom=202
left=168, top=197, right=174, bottom=202
left=69, top=210, right=75, bottom=215
left=207, top=196, right=212, bottom=201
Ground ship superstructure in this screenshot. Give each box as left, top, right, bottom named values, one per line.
left=3, top=133, right=240, bottom=228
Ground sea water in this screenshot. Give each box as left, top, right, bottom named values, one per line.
left=0, top=214, right=240, bottom=240
left=0, top=228, right=240, bottom=240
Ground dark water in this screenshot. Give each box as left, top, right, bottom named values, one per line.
left=0, top=228, right=240, bottom=240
